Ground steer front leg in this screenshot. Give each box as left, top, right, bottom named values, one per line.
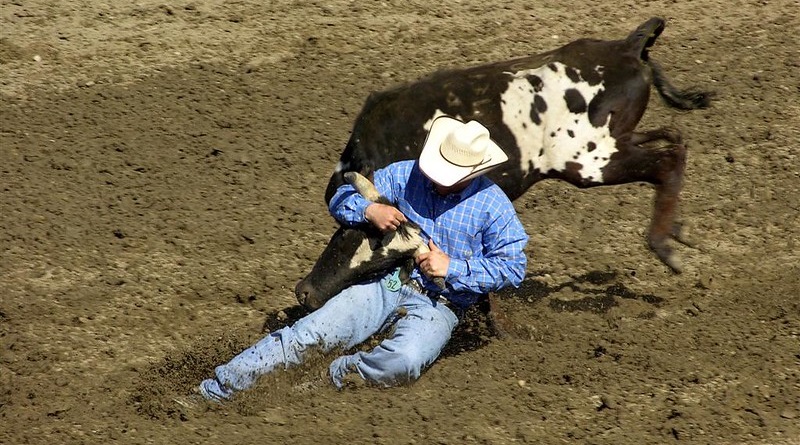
left=485, top=293, right=512, bottom=339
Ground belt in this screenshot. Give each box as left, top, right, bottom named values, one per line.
left=405, top=279, right=439, bottom=299
left=406, top=279, right=455, bottom=307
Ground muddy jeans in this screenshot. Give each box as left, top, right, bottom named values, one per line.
left=199, top=270, right=459, bottom=401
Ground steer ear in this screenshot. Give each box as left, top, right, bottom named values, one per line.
left=344, top=171, right=381, bottom=202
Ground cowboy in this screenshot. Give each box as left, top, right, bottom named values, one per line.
left=197, top=116, right=529, bottom=400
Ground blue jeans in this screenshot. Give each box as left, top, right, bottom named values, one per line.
left=199, top=271, right=459, bottom=401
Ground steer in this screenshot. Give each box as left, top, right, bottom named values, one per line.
left=295, top=172, right=444, bottom=310
left=322, top=17, right=712, bottom=276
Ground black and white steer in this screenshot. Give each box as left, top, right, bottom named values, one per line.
left=295, top=17, right=712, bottom=311
left=321, top=17, right=711, bottom=278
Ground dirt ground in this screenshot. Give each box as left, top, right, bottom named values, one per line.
left=1, top=0, right=799, bottom=444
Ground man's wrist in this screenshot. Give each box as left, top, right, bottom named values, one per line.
left=354, top=199, right=371, bottom=224
left=447, top=258, right=468, bottom=280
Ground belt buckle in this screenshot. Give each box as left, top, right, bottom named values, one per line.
left=407, top=279, right=429, bottom=297
left=408, top=280, right=455, bottom=312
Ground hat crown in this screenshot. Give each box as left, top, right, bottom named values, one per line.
left=440, top=121, right=490, bottom=167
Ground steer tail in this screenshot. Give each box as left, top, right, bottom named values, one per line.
left=650, top=60, right=714, bottom=110
left=626, top=17, right=714, bottom=111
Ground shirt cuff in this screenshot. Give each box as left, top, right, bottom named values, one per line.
left=351, top=196, right=371, bottom=224
left=446, top=258, right=469, bottom=281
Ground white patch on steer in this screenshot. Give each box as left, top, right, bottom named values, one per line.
left=381, top=228, right=424, bottom=257
left=500, top=62, right=617, bottom=182
left=348, top=238, right=376, bottom=270
left=347, top=226, right=424, bottom=270
left=423, top=110, right=465, bottom=132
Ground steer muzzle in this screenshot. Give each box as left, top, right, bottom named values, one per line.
left=294, top=278, right=326, bottom=311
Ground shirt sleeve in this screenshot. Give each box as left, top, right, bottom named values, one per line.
left=445, top=200, right=528, bottom=294
left=328, top=166, right=400, bottom=225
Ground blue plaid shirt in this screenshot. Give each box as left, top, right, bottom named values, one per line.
left=329, top=160, right=529, bottom=307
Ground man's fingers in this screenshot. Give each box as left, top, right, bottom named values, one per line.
left=367, top=203, right=408, bottom=231
left=417, top=258, right=435, bottom=276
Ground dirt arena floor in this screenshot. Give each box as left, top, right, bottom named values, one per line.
left=2, top=1, right=799, bottom=444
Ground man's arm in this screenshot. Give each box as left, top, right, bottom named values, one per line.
left=328, top=181, right=371, bottom=226
left=328, top=164, right=404, bottom=228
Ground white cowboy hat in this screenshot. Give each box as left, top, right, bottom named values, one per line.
left=419, top=116, right=508, bottom=187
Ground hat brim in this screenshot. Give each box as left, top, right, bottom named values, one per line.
left=419, top=116, right=508, bottom=187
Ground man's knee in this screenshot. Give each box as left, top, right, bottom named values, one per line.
left=363, top=347, right=429, bottom=386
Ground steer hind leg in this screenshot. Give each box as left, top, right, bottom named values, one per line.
left=607, top=128, right=688, bottom=273
left=630, top=130, right=696, bottom=249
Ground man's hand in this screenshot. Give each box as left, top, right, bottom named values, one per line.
left=416, top=239, right=450, bottom=279
left=365, top=203, right=407, bottom=232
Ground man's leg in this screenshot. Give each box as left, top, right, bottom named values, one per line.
left=200, top=278, right=401, bottom=401
left=329, top=287, right=459, bottom=388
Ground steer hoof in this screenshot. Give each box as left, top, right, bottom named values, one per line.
left=650, top=242, right=683, bottom=274
left=664, top=255, right=684, bottom=274
left=671, top=221, right=698, bottom=248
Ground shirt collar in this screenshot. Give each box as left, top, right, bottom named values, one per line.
left=416, top=162, right=480, bottom=201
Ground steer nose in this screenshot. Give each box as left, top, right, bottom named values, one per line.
left=294, top=280, right=321, bottom=311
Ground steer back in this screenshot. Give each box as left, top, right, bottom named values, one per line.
left=324, top=17, right=709, bottom=202
left=323, top=17, right=712, bottom=272
left=295, top=172, right=441, bottom=311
